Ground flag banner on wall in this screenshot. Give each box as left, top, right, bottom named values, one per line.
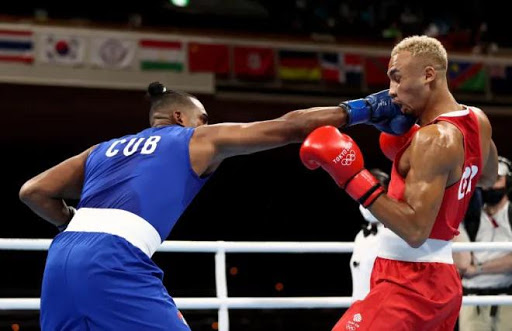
left=320, top=52, right=345, bottom=83
left=39, top=34, right=86, bottom=66
left=233, top=46, right=274, bottom=79
left=0, top=29, right=34, bottom=64
left=188, top=42, right=229, bottom=74
left=364, top=56, right=390, bottom=87
left=90, top=37, right=136, bottom=69
left=344, top=53, right=363, bottom=86
left=139, top=39, right=184, bottom=72
left=489, top=64, right=512, bottom=94
left=278, top=50, right=321, bottom=81
left=448, top=61, right=486, bottom=92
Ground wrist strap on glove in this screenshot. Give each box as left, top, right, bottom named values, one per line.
left=344, top=169, right=385, bottom=207
left=339, top=99, right=371, bottom=126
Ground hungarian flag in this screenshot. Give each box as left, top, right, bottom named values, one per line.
left=139, top=39, right=183, bottom=71
left=233, top=46, right=274, bottom=79
left=188, top=42, right=229, bottom=74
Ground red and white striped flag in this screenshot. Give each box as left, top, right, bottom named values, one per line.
left=0, top=29, right=34, bottom=64
left=139, top=39, right=184, bottom=72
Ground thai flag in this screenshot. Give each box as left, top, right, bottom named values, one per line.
left=0, top=29, right=34, bottom=64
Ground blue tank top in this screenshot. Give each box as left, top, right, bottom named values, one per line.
left=77, top=125, right=209, bottom=240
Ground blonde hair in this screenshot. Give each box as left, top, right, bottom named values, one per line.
left=391, top=35, right=448, bottom=71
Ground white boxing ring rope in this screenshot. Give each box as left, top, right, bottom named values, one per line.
left=2, top=239, right=512, bottom=331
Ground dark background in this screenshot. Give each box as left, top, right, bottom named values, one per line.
left=0, top=0, right=508, bottom=49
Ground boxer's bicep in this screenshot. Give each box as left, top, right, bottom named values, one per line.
left=403, top=126, right=459, bottom=238
left=189, top=120, right=296, bottom=175
left=20, top=146, right=93, bottom=200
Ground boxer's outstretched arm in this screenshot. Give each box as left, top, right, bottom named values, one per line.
left=19, top=146, right=94, bottom=227
left=190, top=106, right=347, bottom=175
left=369, top=124, right=462, bottom=248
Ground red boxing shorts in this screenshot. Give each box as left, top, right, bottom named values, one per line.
left=332, top=257, right=462, bottom=331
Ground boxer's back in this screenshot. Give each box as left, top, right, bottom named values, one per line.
left=78, top=125, right=208, bottom=240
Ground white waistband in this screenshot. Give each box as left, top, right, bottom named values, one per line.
left=64, top=208, right=162, bottom=257
left=377, top=228, right=453, bottom=263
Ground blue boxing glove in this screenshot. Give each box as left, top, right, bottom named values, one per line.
left=339, top=89, right=417, bottom=135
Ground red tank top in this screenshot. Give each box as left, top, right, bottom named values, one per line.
left=387, top=107, right=483, bottom=241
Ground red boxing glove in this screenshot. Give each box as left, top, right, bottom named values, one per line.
left=379, top=124, right=420, bottom=161
left=300, top=126, right=384, bottom=207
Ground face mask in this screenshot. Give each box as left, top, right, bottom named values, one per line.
left=482, top=188, right=507, bottom=206
left=359, top=205, right=380, bottom=224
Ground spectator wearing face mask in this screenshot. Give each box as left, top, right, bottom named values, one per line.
left=349, top=168, right=390, bottom=301
left=453, top=156, right=512, bottom=331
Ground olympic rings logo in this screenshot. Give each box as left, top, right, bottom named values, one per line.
left=333, top=149, right=357, bottom=166
left=340, top=150, right=356, bottom=165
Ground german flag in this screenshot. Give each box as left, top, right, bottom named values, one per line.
left=278, top=50, right=321, bottom=81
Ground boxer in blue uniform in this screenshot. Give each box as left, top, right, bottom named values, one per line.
left=19, top=82, right=416, bottom=330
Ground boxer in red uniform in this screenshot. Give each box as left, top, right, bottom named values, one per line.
left=300, top=35, right=499, bottom=330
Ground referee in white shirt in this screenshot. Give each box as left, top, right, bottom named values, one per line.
left=349, top=169, right=389, bottom=301
left=454, top=156, right=512, bottom=331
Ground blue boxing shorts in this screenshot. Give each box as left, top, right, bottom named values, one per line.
left=40, top=231, right=190, bottom=331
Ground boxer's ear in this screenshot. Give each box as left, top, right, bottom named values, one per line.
left=173, top=111, right=184, bottom=126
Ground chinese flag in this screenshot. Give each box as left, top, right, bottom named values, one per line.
left=188, top=42, right=229, bottom=74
